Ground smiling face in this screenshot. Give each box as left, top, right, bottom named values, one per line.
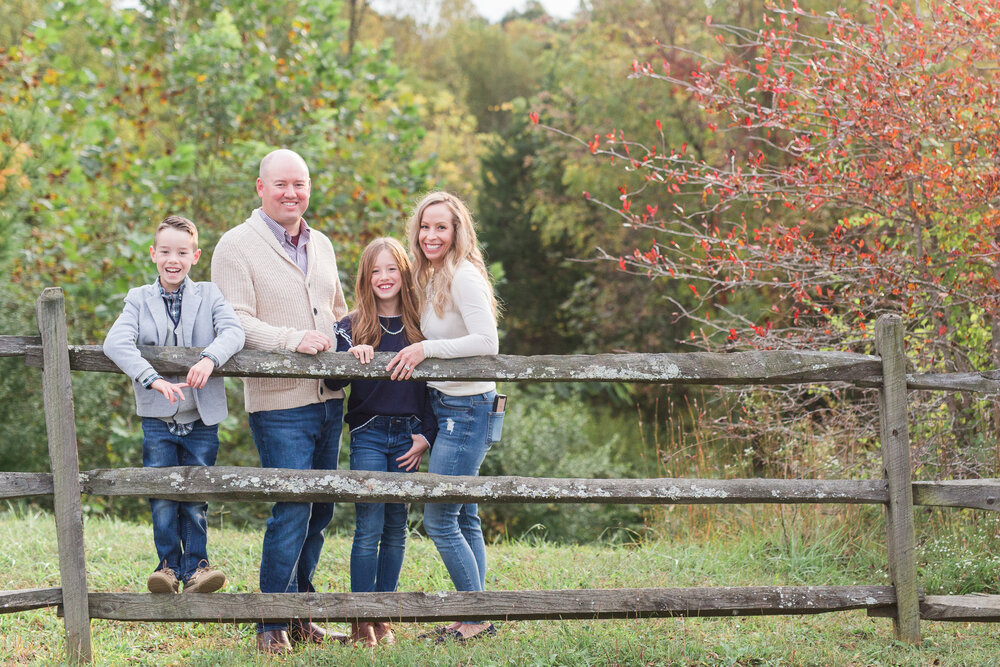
left=150, top=226, right=200, bottom=292
left=417, top=202, right=455, bottom=267
left=256, top=151, right=311, bottom=232
left=370, top=248, right=403, bottom=314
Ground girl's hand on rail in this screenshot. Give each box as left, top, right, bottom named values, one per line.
left=349, top=344, right=375, bottom=365
left=387, top=343, right=425, bottom=381
left=397, top=435, right=430, bottom=471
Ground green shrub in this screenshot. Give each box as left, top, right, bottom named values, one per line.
left=478, top=384, right=650, bottom=543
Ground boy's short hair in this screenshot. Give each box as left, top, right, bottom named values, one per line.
left=154, top=215, right=199, bottom=249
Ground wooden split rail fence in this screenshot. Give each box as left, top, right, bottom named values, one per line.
left=3, top=287, right=1000, bottom=663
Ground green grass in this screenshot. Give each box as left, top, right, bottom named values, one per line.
left=2, top=506, right=999, bottom=666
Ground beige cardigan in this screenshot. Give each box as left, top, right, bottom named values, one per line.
left=211, top=209, right=348, bottom=413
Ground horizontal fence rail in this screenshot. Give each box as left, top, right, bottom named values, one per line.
left=23, top=344, right=886, bottom=384
left=0, top=336, right=40, bottom=356
left=76, top=467, right=891, bottom=504
left=5, top=469, right=1000, bottom=511
left=0, top=587, right=63, bottom=613
left=0, top=471, right=54, bottom=499
left=869, top=594, right=1000, bottom=623
left=73, top=586, right=899, bottom=623
left=23, top=588, right=1000, bottom=624
left=5, top=336, right=998, bottom=391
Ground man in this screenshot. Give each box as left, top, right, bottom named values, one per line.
left=212, top=149, right=349, bottom=654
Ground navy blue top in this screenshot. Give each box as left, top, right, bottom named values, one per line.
left=325, top=315, right=437, bottom=445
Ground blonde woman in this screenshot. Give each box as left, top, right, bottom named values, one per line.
left=388, top=192, right=503, bottom=642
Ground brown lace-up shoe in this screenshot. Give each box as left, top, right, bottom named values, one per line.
left=146, top=568, right=179, bottom=594
left=183, top=565, right=226, bottom=594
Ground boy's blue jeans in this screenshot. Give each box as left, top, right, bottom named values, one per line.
left=141, top=418, right=219, bottom=584
left=248, top=400, right=343, bottom=634
left=423, top=389, right=503, bottom=621
left=348, top=415, right=419, bottom=594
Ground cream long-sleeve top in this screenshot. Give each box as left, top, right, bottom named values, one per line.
left=211, top=209, right=348, bottom=413
left=421, top=259, right=499, bottom=396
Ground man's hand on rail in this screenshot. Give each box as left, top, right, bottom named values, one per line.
left=296, top=330, right=332, bottom=355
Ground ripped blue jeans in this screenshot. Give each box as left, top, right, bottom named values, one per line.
left=423, top=389, right=503, bottom=605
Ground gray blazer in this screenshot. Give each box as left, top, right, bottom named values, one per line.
left=103, top=277, right=245, bottom=425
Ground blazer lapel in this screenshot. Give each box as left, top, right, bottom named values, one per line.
left=180, top=277, right=200, bottom=347
left=144, top=282, right=172, bottom=345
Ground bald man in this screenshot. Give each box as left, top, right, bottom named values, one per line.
left=212, top=149, right=349, bottom=654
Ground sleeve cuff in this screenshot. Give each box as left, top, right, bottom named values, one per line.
left=200, top=351, right=221, bottom=367
left=139, top=371, right=162, bottom=389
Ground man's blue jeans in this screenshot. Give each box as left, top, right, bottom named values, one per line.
left=349, top=415, right=419, bottom=593
left=141, top=418, right=219, bottom=583
left=249, top=400, right=343, bottom=634
left=423, top=389, right=503, bottom=606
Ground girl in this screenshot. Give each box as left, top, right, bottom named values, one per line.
left=326, top=237, right=436, bottom=647
left=387, top=191, right=503, bottom=643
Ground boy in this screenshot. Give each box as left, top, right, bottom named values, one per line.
left=104, top=215, right=245, bottom=594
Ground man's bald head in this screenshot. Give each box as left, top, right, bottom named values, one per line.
left=256, top=149, right=311, bottom=232
left=259, top=149, right=310, bottom=181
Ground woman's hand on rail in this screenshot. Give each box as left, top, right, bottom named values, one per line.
left=387, top=342, right=425, bottom=380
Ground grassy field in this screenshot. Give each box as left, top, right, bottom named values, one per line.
left=2, top=506, right=998, bottom=666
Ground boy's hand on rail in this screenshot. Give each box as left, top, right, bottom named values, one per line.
left=387, top=342, right=425, bottom=380
left=397, top=435, right=430, bottom=471
left=186, top=357, right=215, bottom=389
left=150, top=378, right=188, bottom=404
left=349, top=344, right=375, bottom=365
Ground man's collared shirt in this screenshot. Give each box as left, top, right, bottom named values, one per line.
left=259, top=208, right=310, bottom=275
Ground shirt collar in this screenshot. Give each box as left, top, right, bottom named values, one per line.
left=157, top=278, right=186, bottom=297
left=259, top=208, right=311, bottom=244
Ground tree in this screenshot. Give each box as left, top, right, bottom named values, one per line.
left=536, top=0, right=1000, bottom=477
left=0, top=0, right=432, bottom=512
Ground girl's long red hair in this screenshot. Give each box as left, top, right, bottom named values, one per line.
left=350, top=237, right=423, bottom=348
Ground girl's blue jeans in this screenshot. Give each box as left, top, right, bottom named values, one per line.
left=349, top=415, right=420, bottom=593
left=423, top=389, right=503, bottom=611
left=141, top=418, right=219, bottom=584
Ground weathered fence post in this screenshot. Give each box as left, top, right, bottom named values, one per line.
left=36, top=287, right=92, bottom=663
left=874, top=314, right=920, bottom=644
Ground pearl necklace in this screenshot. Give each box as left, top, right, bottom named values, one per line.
left=379, top=315, right=404, bottom=336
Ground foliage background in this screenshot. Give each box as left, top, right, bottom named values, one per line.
left=2, top=0, right=999, bottom=548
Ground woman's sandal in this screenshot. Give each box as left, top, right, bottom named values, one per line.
left=433, top=623, right=497, bottom=644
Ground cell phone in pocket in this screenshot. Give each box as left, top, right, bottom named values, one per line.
left=492, top=393, right=507, bottom=412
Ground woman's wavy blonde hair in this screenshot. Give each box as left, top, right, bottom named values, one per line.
left=349, top=237, right=423, bottom=349
left=406, top=191, right=497, bottom=318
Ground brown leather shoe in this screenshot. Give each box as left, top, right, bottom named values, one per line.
left=374, top=621, right=396, bottom=645
left=351, top=621, right=377, bottom=648
left=256, top=629, right=292, bottom=654
left=289, top=621, right=349, bottom=644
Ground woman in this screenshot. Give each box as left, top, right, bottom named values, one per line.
left=387, top=191, right=503, bottom=643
